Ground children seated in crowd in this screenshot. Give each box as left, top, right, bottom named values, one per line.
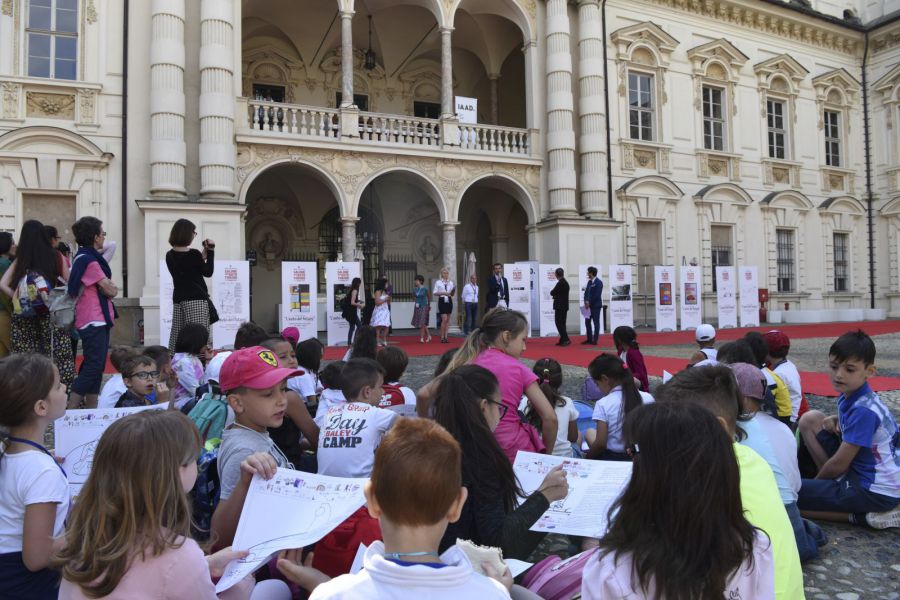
left=688, top=323, right=717, bottom=366
left=376, top=346, right=416, bottom=410
left=171, top=323, right=210, bottom=410
left=315, top=360, right=347, bottom=419
left=97, top=345, right=139, bottom=408
left=531, top=358, right=579, bottom=457
left=765, top=330, right=807, bottom=426
left=115, top=354, right=169, bottom=408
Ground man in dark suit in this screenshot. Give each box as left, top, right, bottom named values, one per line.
left=583, top=266, right=603, bottom=345
left=549, top=267, right=570, bottom=346
left=486, top=263, right=509, bottom=309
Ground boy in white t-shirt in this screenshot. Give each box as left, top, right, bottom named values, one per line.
left=315, top=361, right=347, bottom=420
left=376, top=347, right=417, bottom=413
left=765, top=330, right=806, bottom=426
left=316, top=358, right=399, bottom=479
left=286, top=418, right=510, bottom=600
left=97, top=346, right=140, bottom=408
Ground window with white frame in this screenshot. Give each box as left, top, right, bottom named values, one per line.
left=833, top=232, right=848, bottom=292
left=710, top=224, right=733, bottom=292
left=767, top=99, right=787, bottom=159
left=628, top=72, right=655, bottom=141
left=776, top=228, right=795, bottom=292
left=26, top=0, right=78, bottom=80
left=702, top=86, right=726, bottom=151
left=824, top=109, right=842, bottom=167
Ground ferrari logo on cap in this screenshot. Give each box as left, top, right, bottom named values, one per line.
left=258, top=350, right=278, bottom=367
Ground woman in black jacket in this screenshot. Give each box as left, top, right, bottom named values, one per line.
left=432, top=364, right=568, bottom=559
left=165, top=219, right=214, bottom=351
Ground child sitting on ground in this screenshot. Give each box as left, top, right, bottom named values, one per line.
left=292, top=338, right=324, bottom=409
left=210, top=346, right=302, bottom=549
left=171, top=323, right=211, bottom=410
left=612, top=326, right=649, bottom=392
left=585, top=354, right=653, bottom=461
left=656, top=365, right=804, bottom=600
left=315, top=361, right=346, bottom=420
left=688, top=323, right=718, bottom=366
left=0, top=354, right=69, bottom=600
left=729, top=362, right=825, bottom=561
left=797, top=330, right=900, bottom=529
left=765, top=330, right=808, bottom=426
left=744, top=332, right=793, bottom=426
left=530, top=358, right=579, bottom=457
left=376, top=346, right=417, bottom=411
left=286, top=418, right=510, bottom=599
left=97, top=346, right=140, bottom=408
left=115, top=355, right=170, bottom=408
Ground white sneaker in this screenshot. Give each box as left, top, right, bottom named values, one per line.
left=865, top=505, right=900, bottom=529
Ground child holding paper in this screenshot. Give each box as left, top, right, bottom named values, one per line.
left=0, top=354, right=69, bottom=600
left=210, top=346, right=303, bottom=549
left=54, top=409, right=291, bottom=600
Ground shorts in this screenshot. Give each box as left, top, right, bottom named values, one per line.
left=797, top=430, right=900, bottom=514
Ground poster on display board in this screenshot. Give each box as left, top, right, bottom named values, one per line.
left=517, top=261, right=541, bottom=332
left=210, top=261, right=250, bottom=349
left=654, top=266, right=677, bottom=332
left=159, top=260, right=174, bottom=348
left=538, top=264, right=562, bottom=337
left=608, top=264, right=634, bottom=331
left=715, top=266, right=737, bottom=329
left=326, top=262, right=361, bottom=347
left=280, top=262, right=318, bottom=341
left=577, top=264, right=596, bottom=336
left=738, top=266, right=760, bottom=327
left=680, top=266, right=702, bottom=331
left=504, top=263, right=532, bottom=332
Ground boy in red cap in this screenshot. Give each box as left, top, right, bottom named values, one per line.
left=209, top=346, right=303, bottom=548
left=764, top=330, right=808, bottom=427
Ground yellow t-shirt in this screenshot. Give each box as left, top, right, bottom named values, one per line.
left=733, top=443, right=805, bottom=600
left=767, top=368, right=793, bottom=419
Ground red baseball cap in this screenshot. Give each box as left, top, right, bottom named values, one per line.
left=764, top=330, right=791, bottom=354
left=219, top=346, right=303, bottom=393
left=281, top=327, right=300, bottom=345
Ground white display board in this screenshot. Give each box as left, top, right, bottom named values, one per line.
left=211, top=261, right=250, bottom=349
left=715, top=266, right=738, bottom=329
left=159, top=260, right=174, bottom=348
left=455, top=96, right=478, bottom=123
left=326, top=261, right=361, bottom=346
left=538, top=264, right=562, bottom=337
left=280, top=262, right=318, bottom=341
left=738, top=266, right=760, bottom=327
left=608, top=264, right=634, bottom=331
left=654, top=266, right=677, bottom=332
left=517, top=261, right=541, bottom=333
left=578, top=264, right=595, bottom=336
left=680, top=266, right=703, bottom=331
left=504, top=263, right=532, bottom=332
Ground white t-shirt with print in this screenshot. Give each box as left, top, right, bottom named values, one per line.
left=316, top=403, right=398, bottom=478
left=591, top=386, right=655, bottom=453
left=315, top=388, right=347, bottom=420
left=772, top=359, right=802, bottom=422
left=0, top=449, right=69, bottom=553
left=552, top=396, right=580, bottom=457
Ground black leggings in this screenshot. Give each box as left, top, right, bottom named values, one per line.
left=346, top=313, right=360, bottom=346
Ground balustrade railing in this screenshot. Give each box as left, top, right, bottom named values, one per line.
left=458, top=123, right=530, bottom=155
left=357, top=112, right=441, bottom=147
left=248, top=100, right=339, bottom=138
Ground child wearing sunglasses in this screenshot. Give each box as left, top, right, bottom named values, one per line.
left=115, top=355, right=170, bottom=408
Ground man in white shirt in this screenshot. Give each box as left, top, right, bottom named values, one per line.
left=462, top=274, right=479, bottom=334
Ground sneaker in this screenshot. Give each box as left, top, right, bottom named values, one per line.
left=865, top=505, right=900, bottom=529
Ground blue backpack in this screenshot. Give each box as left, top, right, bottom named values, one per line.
left=190, top=443, right=220, bottom=542
left=187, top=390, right=229, bottom=444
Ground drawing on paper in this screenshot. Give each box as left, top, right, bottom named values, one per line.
left=65, top=439, right=98, bottom=478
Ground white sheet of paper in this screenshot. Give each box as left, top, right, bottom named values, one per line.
left=215, top=468, right=367, bottom=592
left=505, top=558, right=534, bottom=578
left=350, top=543, right=368, bottom=574
left=387, top=404, right=418, bottom=417
left=580, top=306, right=591, bottom=319
left=663, top=370, right=673, bottom=383
left=54, top=405, right=167, bottom=497
left=513, top=451, right=632, bottom=538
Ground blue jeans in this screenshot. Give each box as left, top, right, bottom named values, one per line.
left=71, top=324, right=110, bottom=396
left=585, top=308, right=601, bottom=343
left=463, top=302, right=478, bottom=334
left=784, top=501, right=826, bottom=562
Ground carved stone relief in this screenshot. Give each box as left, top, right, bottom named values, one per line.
left=85, top=0, right=97, bottom=24
left=1, top=0, right=12, bottom=17
left=77, top=88, right=97, bottom=124
left=26, top=92, right=75, bottom=119
left=1, top=82, right=20, bottom=119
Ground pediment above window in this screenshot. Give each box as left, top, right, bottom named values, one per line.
left=687, top=39, right=748, bottom=82
left=813, top=68, right=860, bottom=104
left=754, top=54, right=809, bottom=92
left=610, top=22, right=679, bottom=67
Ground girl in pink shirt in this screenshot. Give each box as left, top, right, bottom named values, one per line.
left=469, top=309, right=558, bottom=462
left=54, top=410, right=291, bottom=600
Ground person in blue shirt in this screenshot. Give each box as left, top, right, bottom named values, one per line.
left=797, top=330, right=900, bottom=529
left=582, top=266, right=603, bottom=345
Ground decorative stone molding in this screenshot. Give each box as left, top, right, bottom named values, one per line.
left=26, top=91, right=76, bottom=119
left=242, top=47, right=306, bottom=104
left=874, top=65, right=900, bottom=168
left=616, top=176, right=684, bottom=267
left=882, top=196, right=900, bottom=293
left=761, top=190, right=813, bottom=294
left=687, top=39, right=747, bottom=117
left=813, top=68, right=859, bottom=138
left=1, top=82, right=21, bottom=119
left=693, top=183, right=752, bottom=292
left=887, top=167, right=900, bottom=193
left=871, top=26, right=900, bottom=56
left=1, top=0, right=12, bottom=17
left=818, top=196, right=866, bottom=294
left=620, top=140, right=672, bottom=174
left=610, top=22, right=679, bottom=68
left=76, top=88, right=97, bottom=125
left=761, top=158, right=801, bottom=188
left=820, top=167, right=855, bottom=194
left=85, top=0, right=97, bottom=24
left=754, top=54, right=808, bottom=120
left=697, top=151, right=741, bottom=182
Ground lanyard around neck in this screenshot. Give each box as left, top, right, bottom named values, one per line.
left=6, top=436, right=67, bottom=478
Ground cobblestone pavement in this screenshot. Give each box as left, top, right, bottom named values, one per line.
left=398, top=345, right=900, bottom=600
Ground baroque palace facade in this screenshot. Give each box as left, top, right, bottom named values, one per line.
left=0, top=0, right=898, bottom=342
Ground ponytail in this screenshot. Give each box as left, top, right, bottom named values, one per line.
left=588, top=353, right=642, bottom=417
left=533, top=358, right=565, bottom=408
left=446, top=327, right=485, bottom=372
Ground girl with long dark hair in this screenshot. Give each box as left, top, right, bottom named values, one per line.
left=584, top=353, right=654, bottom=461
left=0, top=220, right=74, bottom=386
left=583, top=402, right=774, bottom=600
left=612, top=325, right=649, bottom=391
left=433, top=365, right=568, bottom=560
left=342, top=277, right=364, bottom=346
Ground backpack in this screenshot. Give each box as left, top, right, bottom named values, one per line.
left=13, top=271, right=51, bottom=317
left=340, top=292, right=352, bottom=312
left=521, top=548, right=598, bottom=600
left=48, top=285, right=78, bottom=330
left=378, top=383, right=406, bottom=408
left=190, top=443, right=220, bottom=542
left=187, top=390, right=230, bottom=444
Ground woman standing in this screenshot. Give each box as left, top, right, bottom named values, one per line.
left=0, top=232, right=16, bottom=357
left=0, top=220, right=74, bottom=386
left=433, top=267, right=455, bottom=343
left=370, top=277, right=391, bottom=347
left=410, top=275, right=431, bottom=343
left=165, top=219, right=214, bottom=352
left=341, top=277, right=364, bottom=346
left=67, top=217, right=118, bottom=409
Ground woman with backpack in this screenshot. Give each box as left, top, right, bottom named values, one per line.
left=66, top=217, right=118, bottom=409
left=165, top=219, right=215, bottom=352
left=0, top=220, right=74, bottom=386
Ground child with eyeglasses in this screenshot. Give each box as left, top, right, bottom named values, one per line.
left=115, top=355, right=170, bottom=408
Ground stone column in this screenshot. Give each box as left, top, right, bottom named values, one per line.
left=577, top=0, right=607, bottom=216
left=489, top=73, right=500, bottom=124
left=339, top=7, right=355, bottom=106
left=442, top=221, right=460, bottom=332
left=199, top=0, right=236, bottom=198
left=149, top=0, right=187, bottom=197
left=341, top=217, right=359, bottom=262
left=440, top=27, right=454, bottom=118
left=545, top=0, right=578, bottom=215
left=490, top=235, right=509, bottom=265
